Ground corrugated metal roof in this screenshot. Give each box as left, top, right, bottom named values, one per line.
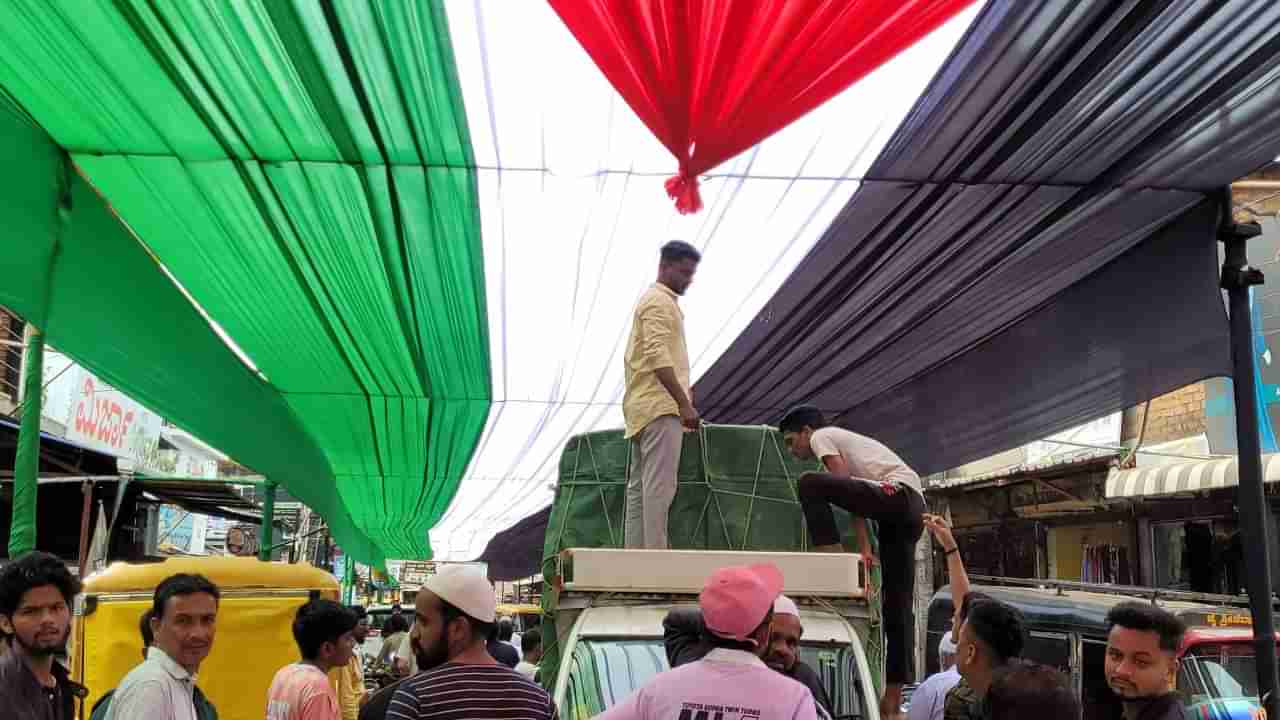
left=928, top=448, right=1120, bottom=491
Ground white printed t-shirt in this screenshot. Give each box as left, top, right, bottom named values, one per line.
left=808, top=427, right=923, bottom=495
left=597, top=648, right=817, bottom=720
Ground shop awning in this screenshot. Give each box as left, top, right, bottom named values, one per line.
left=1105, top=454, right=1280, bottom=499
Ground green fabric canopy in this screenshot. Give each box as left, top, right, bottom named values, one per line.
left=0, top=1, right=489, bottom=564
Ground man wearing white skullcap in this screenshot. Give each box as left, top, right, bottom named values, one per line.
left=663, top=594, right=833, bottom=718
left=907, top=632, right=962, bottom=720
left=375, top=566, right=554, bottom=720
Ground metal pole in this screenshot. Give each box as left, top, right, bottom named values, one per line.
left=9, top=324, right=44, bottom=558
left=77, top=480, right=93, bottom=576
left=1219, top=189, right=1279, bottom=719
left=257, top=479, right=277, bottom=561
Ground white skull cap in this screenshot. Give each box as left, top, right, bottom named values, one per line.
left=773, top=594, right=799, bottom=617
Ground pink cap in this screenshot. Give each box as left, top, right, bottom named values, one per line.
left=700, top=563, right=785, bottom=643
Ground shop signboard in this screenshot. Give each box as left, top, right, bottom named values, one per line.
left=399, top=561, right=437, bottom=586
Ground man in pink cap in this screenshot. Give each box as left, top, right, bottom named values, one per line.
left=598, top=564, right=818, bottom=720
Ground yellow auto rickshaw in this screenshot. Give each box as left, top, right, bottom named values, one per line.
left=496, top=602, right=543, bottom=633
left=71, top=556, right=339, bottom=720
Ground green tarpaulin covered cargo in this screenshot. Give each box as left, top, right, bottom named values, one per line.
left=538, top=424, right=883, bottom=693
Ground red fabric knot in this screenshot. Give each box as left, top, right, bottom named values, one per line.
left=550, top=0, right=977, bottom=216
left=665, top=168, right=703, bottom=215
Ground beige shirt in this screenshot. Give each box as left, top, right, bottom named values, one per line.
left=623, top=283, right=691, bottom=438
left=105, top=647, right=199, bottom=720
left=809, top=427, right=924, bottom=495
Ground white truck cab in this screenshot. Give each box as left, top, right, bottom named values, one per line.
left=549, top=549, right=882, bottom=720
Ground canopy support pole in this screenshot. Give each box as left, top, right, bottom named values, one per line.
left=77, top=480, right=93, bottom=576
left=1219, top=187, right=1279, bottom=720
left=258, top=479, right=277, bottom=561
left=9, top=324, right=45, bottom=558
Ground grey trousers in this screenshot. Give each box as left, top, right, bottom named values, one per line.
left=624, top=414, right=683, bottom=549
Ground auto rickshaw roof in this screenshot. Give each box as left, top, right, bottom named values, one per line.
left=496, top=603, right=542, bottom=616
left=932, top=583, right=1258, bottom=635
left=82, top=557, right=338, bottom=593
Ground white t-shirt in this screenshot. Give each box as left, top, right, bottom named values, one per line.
left=907, top=666, right=960, bottom=720
left=809, top=427, right=923, bottom=494
left=397, top=632, right=418, bottom=674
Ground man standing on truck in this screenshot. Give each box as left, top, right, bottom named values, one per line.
left=1103, top=602, right=1187, bottom=720
left=779, top=405, right=926, bottom=718
left=600, top=563, right=818, bottom=720
left=623, top=240, right=702, bottom=549
left=662, top=594, right=834, bottom=718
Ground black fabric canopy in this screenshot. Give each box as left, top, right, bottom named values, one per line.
left=697, top=1, right=1280, bottom=475
left=474, top=504, right=550, bottom=582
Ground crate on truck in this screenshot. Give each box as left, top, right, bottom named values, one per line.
left=539, top=425, right=888, bottom=718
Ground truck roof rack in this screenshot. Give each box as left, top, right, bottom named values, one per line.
left=968, top=574, right=1272, bottom=607
left=559, top=548, right=866, bottom=598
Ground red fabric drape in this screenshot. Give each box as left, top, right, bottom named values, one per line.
left=549, top=0, right=976, bottom=213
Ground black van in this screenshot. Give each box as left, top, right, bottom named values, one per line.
left=926, top=577, right=1270, bottom=720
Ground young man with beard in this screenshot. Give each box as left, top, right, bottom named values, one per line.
left=106, top=573, right=221, bottom=720
left=267, top=599, right=358, bottom=720
left=1103, top=602, right=1187, bottom=720
left=0, top=551, right=86, bottom=720
left=623, top=240, right=702, bottom=550
left=600, top=564, right=817, bottom=720
left=662, top=594, right=833, bottom=718
left=384, top=565, right=554, bottom=720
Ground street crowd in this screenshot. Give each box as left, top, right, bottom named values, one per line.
left=0, top=242, right=1196, bottom=720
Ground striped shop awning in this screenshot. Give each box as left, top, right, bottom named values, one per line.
left=1105, top=454, right=1280, bottom=499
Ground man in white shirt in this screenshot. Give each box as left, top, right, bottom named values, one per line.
left=599, top=563, right=817, bottom=720
left=514, top=629, right=542, bottom=680
left=106, top=574, right=221, bottom=720
left=908, top=632, right=961, bottom=720
left=779, top=405, right=926, bottom=720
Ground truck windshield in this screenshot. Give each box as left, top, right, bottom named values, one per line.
left=1180, top=643, right=1260, bottom=702
left=562, top=639, right=865, bottom=720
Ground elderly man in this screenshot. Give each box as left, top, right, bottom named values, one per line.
left=603, top=564, right=817, bottom=720
left=663, top=594, right=833, bottom=718
left=907, top=632, right=961, bottom=720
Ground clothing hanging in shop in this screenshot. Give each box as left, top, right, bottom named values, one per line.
left=1081, top=543, right=1130, bottom=584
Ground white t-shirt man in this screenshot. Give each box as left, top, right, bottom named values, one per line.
left=808, top=427, right=923, bottom=495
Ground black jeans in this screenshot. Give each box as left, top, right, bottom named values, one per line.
left=798, top=471, right=925, bottom=685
